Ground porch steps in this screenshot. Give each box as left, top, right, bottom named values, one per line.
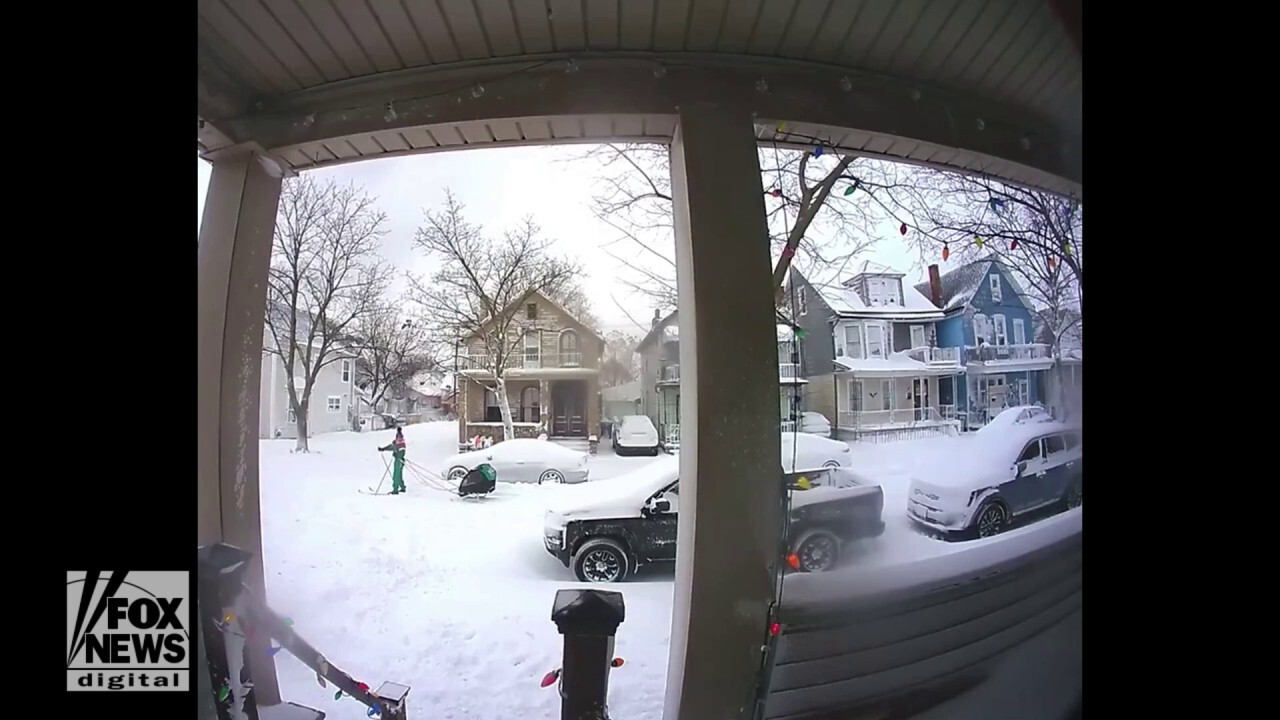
left=549, top=437, right=591, bottom=453
left=259, top=702, right=325, bottom=720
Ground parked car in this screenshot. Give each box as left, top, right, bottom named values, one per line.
left=542, top=457, right=884, bottom=581
left=976, top=405, right=1054, bottom=436
left=780, top=431, right=851, bottom=472
left=798, top=411, right=832, bottom=437
left=613, top=415, right=661, bottom=456
left=441, top=438, right=590, bottom=485
left=907, top=422, right=1082, bottom=540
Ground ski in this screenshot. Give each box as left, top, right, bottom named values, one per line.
left=360, top=488, right=395, bottom=496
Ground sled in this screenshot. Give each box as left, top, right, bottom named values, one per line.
left=458, top=463, right=497, bottom=498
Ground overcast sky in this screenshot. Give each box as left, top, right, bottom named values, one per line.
left=197, top=147, right=924, bottom=337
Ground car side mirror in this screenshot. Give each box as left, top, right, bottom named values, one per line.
left=652, top=499, right=671, bottom=514
left=1015, top=461, right=1028, bottom=476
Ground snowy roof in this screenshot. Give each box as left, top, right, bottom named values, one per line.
left=814, top=265, right=944, bottom=320
left=832, top=351, right=965, bottom=377
left=913, top=256, right=1033, bottom=313
left=636, top=310, right=678, bottom=353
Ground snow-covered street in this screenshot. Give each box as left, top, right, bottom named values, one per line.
left=259, top=423, right=1011, bottom=718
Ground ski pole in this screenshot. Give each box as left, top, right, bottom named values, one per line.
left=371, top=452, right=391, bottom=494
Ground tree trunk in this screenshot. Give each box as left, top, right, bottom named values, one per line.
left=294, top=399, right=310, bottom=452
left=495, top=377, right=516, bottom=441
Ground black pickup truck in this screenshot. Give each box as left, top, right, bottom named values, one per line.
left=542, top=458, right=885, bottom=582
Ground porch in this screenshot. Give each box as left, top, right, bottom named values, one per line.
left=965, top=343, right=1055, bottom=370
left=834, top=373, right=963, bottom=442
left=959, top=369, right=1051, bottom=431
left=457, top=376, right=598, bottom=442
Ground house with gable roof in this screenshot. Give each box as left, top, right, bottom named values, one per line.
left=454, top=289, right=604, bottom=445
left=790, top=262, right=966, bottom=440
left=915, top=256, right=1056, bottom=430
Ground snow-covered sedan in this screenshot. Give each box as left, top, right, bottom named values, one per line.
left=442, top=438, right=590, bottom=485
left=907, top=420, right=1082, bottom=539
left=780, top=431, right=851, bottom=472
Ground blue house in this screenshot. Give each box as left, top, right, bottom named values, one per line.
left=915, top=257, right=1055, bottom=430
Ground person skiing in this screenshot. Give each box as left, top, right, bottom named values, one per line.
left=378, top=427, right=407, bottom=495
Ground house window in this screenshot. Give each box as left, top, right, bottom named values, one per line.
left=1018, top=440, right=1042, bottom=463
left=990, top=274, right=1003, bottom=303
left=847, top=380, right=863, bottom=412
left=844, top=324, right=862, bottom=359
left=798, top=287, right=808, bottom=315
left=973, top=313, right=991, bottom=345
left=866, top=324, right=884, bottom=358
left=559, top=330, right=580, bottom=365
left=993, top=314, right=1008, bottom=346
left=524, top=331, right=541, bottom=368
left=341, top=359, right=351, bottom=383
left=910, top=325, right=926, bottom=348
left=520, top=386, right=540, bottom=424
left=484, top=388, right=502, bottom=422
left=1044, top=434, right=1066, bottom=456
left=880, top=379, right=891, bottom=411
left=526, top=303, right=537, bottom=320
left=1012, top=318, right=1026, bottom=345
left=326, top=396, right=342, bottom=413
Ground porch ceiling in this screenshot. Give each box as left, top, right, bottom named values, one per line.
left=198, top=0, right=1081, bottom=195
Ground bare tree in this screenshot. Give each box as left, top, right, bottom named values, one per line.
left=353, top=302, right=436, bottom=419
left=265, top=177, right=390, bottom=452
left=883, top=166, right=1083, bottom=312
left=409, top=191, right=579, bottom=440
left=577, top=141, right=888, bottom=312
left=547, top=277, right=598, bottom=329
left=602, top=329, right=641, bottom=386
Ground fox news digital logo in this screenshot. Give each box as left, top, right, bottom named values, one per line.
left=66, top=571, right=190, bottom=691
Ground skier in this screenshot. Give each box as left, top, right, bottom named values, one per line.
left=378, top=427, right=407, bottom=495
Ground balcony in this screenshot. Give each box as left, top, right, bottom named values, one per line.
left=459, top=352, right=588, bottom=372
left=964, top=343, right=1051, bottom=364
left=779, top=362, right=803, bottom=382
left=904, top=346, right=962, bottom=367
left=659, top=364, right=680, bottom=383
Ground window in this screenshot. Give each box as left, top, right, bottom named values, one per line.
left=798, top=288, right=808, bottom=316
left=341, top=359, right=351, bottom=383
left=1012, top=318, right=1026, bottom=345
left=559, top=330, right=580, bottom=365
left=524, top=332, right=541, bottom=368
left=520, top=386, right=540, bottom=424
left=910, top=325, right=926, bottom=348
left=848, top=380, right=863, bottom=412
left=326, top=396, right=342, bottom=413
left=844, top=324, right=863, bottom=359
left=1063, top=432, right=1081, bottom=449
left=1044, top=434, right=1066, bottom=456
left=526, top=303, right=537, bottom=320
left=484, top=389, right=502, bottom=422
left=866, top=324, right=884, bottom=358
left=973, top=313, right=991, bottom=345
left=990, top=274, right=1003, bottom=303
left=880, top=379, right=891, bottom=411
left=1017, top=440, right=1042, bottom=463
left=993, top=314, right=1008, bottom=346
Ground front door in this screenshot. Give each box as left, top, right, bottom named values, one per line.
left=552, top=381, right=586, bottom=436
left=912, top=378, right=929, bottom=421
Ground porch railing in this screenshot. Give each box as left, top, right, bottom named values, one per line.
left=779, top=362, right=802, bottom=380
left=461, top=353, right=589, bottom=371
left=904, top=346, right=962, bottom=366
left=837, top=407, right=948, bottom=428
left=964, top=343, right=1050, bottom=363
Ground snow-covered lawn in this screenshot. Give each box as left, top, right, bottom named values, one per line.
left=258, top=424, right=1036, bottom=718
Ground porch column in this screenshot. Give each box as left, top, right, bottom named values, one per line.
left=197, top=146, right=285, bottom=705
left=665, top=103, right=781, bottom=719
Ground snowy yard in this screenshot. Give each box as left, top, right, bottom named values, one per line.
left=259, top=422, right=1048, bottom=718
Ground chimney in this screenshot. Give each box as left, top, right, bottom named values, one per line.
left=927, top=264, right=943, bottom=308
left=651, top=308, right=661, bottom=329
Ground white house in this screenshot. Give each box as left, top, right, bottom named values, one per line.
left=258, top=327, right=357, bottom=440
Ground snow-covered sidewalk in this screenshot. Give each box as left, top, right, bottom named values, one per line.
left=257, top=423, right=1047, bottom=718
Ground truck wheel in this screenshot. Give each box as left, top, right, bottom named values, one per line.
left=573, top=538, right=630, bottom=583
left=1065, top=480, right=1082, bottom=509
left=792, top=529, right=840, bottom=573
left=973, top=500, right=1009, bottom=538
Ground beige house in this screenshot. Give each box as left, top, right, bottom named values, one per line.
left=455, top=290, right=603, bottom=445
